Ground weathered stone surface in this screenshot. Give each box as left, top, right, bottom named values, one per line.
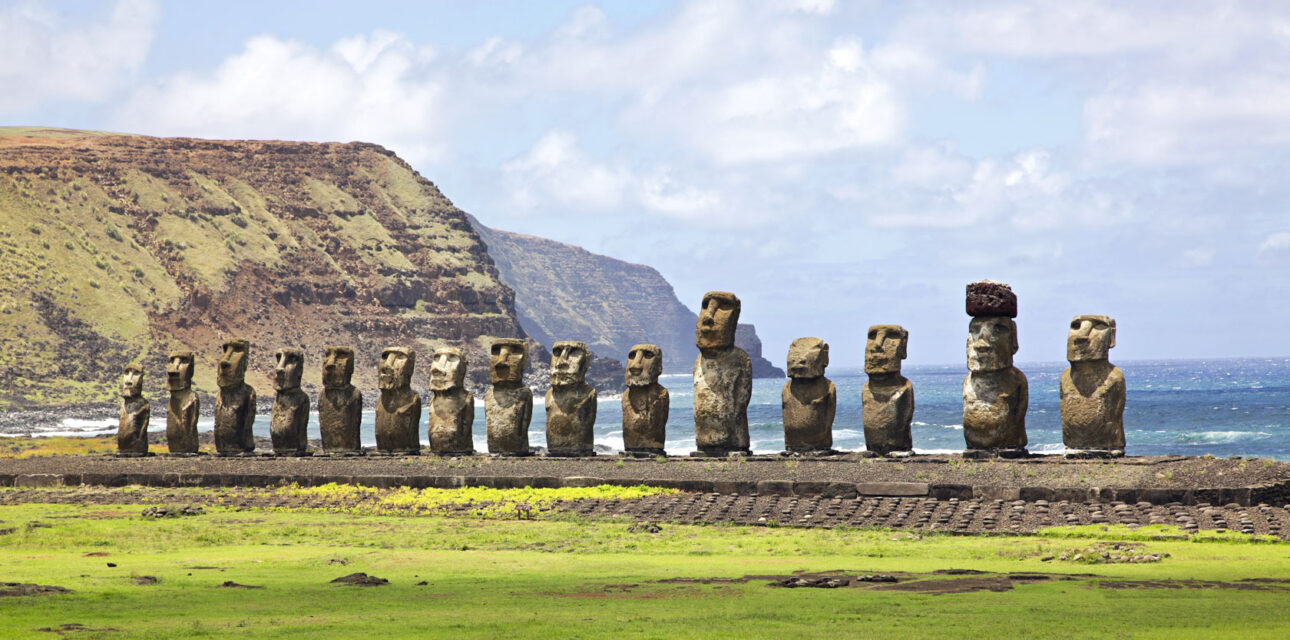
left=622, top=344, right=668, bottom=454
left=375, top=347, right=421, bottom=454
left=545, top=341, right=597, bottom=456
left=694, top=292, right=752, bottom=455
left=214, top=340, right=256, bottom=456
left=965, top=280, right=1017, bottom=318
left=428, top=347, right=474, bottom=455
left=165, top=351, right=199, bottom=455
left=486, top=338, right=532, bottom=455
left=318, top=346, right=362, bottom=454
left=1061, top=315, right=1126, bottom=456
left=782, top=337, right=835, bottom=453
left=116, top=364, right=149, bottom=456
left=862, top=325, right=914, bottom=454
left=964, top=311, right=1028, bottom=452
left=269, top=348, right=309, bottom=456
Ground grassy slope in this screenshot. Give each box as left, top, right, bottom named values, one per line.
left=1, top=493, right=1288, bottom=639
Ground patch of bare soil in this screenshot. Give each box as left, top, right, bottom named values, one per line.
left=35, top=622, right=119, bottom=635
left=330, top=572, right=388, bottom=586
left=0, top=582, right=71, bottom=597
left=1096, top=579, right=1290, bottom=591
left=131, top=576, right=158, bottom=586
left=218, top=581, right=263, bottom=589
left=875, top=576, right=1015, bottom=594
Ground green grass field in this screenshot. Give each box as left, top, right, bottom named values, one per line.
left=1, top=488, right=1289, bottom=639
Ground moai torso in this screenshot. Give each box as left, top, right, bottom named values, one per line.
left=269, top=348, right=309, bottom=456
left=486, top=339, right=532, bottom=455
left=622, top=344, right=669, bottom=454
left=375, top=347, right=421, bottom=454
left=165, top=351, right=200, bottom=455
left=318, top=346, right=362, bottom=453
left=962, top=283, right=1028, bottom=452
left=693, top=292, right=752, bottom=454
left=862, top=325, right=914, bottom=454
left=1060, top=315, right=1126, bottom=454
left=117, top=365, right=150, bottom=456
left=428, top=347, right=475, bottom=455
left=545, top=341, right=597, bottom=455
left=781, top=338, right=835, bottom=452
left=214, top=339, right=257, bottom=456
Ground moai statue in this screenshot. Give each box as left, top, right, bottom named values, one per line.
left=1060, top=315, right=1126, bottom=458
left=375, top=347, right=421, bottom=454
left=962, top=282, right=1028, bottom=457
left=693, top=291, right=752, bottom=456
left=486, top=338, right=533, bottom=456
left=862, top=325, right=914, bottom=456
left=116, top=364, right=150, bottom=456
left=270, top=348, right=310, bottom=456
left=214, top=339, right=257, bottom=456
left=165, top=351, right=199, bottom=455
left=781, top=338, right=836, bottom=454
left=622, top=344, right=669, bottom=457
left=318, top=346, right=363, bottom=455
left=428, top=347, right=474, bottom=455
left=545, top=341, right=597, bottom=457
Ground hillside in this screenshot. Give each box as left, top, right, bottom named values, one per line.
left=471, top=219, right=785, bottom=377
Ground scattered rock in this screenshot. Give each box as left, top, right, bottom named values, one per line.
left=777, top=576, right=849, bottom=589
left=330, top=572, right=388, bottom=586
left=141, top=505, right=205, bottom=518
left=854, top=574, right=899, bottom=583
left=106, top=563, right=117, bottom=568
left=627, top=522, right=662, bottom=534
left=0, top=582, right=71, bottom=597
left=132, top=575, right=158, bottom=585
left=218, top=581, right=262, bottom=589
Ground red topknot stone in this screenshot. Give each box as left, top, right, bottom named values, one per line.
left=966, top=281, right=1017, bottom=318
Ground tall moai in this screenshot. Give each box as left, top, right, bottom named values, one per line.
left=318, top=346, right=363, bottom=455
left=375, top=347, right=421, bottom=454
left=693, top=291, right=752, bottom=456
left=165, top=351, right=200, bottom=455
left=116, top=364, right=150, bottom=456
left=861, top=325, right=914, bottom=456
left=962, top=282, right=1028, bottom=457
left=622, top=344, right=669, bottom=457
left=428, top=347, right=475, bottom=455
left=270, top=348, right=310, bottom=456
left=781, top=337, right=836, bottom=454
left=486, top=338, right=533, bottom=456
left=1060, top=315, right=1126, bottom=458
left=214, top=339, right=257, bottom=456
left=545, top=341, right=597, bottom=457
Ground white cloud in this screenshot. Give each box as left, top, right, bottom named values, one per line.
left=501, top=131, right=629, bottom=211
left=1257, top=232, right=1290, bottom=265
left=1181, top=248, right=1216, bottom=267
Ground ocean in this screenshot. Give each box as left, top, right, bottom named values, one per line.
left=15, top=358, right=1290, bottom=460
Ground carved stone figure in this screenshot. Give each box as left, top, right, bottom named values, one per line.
left=693, top=291, right=752, bottom=456
left=214, top=339, right=257, bottom=456
left=545, top=341, right=597, bottom=456
left=116, top=364, right=150, bottom=456
left=622, top=344, right=669, bottom=456
left=318, top=346, right=363, bottom=454
left=862, top=325, right=914, bottom=456
left=781, top=337, right=836, bottom=454
left=165, top=351, right=199, bottom=455
left=485, top=339, right=532, bottom=455
left=962, top=282, right=1028, bottom=456
left=270, top=348, right=310, bottom=456
left=375, top=347, right=421, bottom=454
left=428, top=347, right=475, bottom=455
left=1060, top=315, right=1126, bottom=457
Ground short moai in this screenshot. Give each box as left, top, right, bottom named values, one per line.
left=428, top=347, right=474, bottom=455
left=962, top=282, right=1028, bottom=457
left=375, top=347, right=421, bottom=454
left=861, top=325, right=914, bottom=456
left=1060, top=315, right=1126, bottom=458
left=165, top=351, right=200, bottom=455
left=116, top=364, right=150, bottom=456
left=622, top=344, right=669, bottom=457
left=270, top=348, right=310, bottom=456
left=214, top=339, right=257, bottom=456
left=781, top=337, right=836, bottom=454
left=486, top=338, right=533, bottom=456
left=692, top=291, right=752, bottom=456
left=318, top=346, right=363, bottom=454
left=545, top=341, right=597, bottom=457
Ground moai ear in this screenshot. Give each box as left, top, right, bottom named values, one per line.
left=897, top=329, right=909, bottom=360
left=1009, top=320, right=1019, bottom=355
left=1108, top=318, right=1117, bottom=349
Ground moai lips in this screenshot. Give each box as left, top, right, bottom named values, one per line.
left=165, top=351, right=199, bottom=455
left=862, top=325, right=914, bottom=456
left=546, top=341, right=597, bottom=456
left=781, top=338, right=836, bottom=454
left=319, top=346, right=362, bottom=454
left=622, top=344, right=668, bottom=456
left=117, top=364, right=149, bottom=456
left=428, top=347, right=474, bottom=455
left=270, top=348, right=310, bottom=456
left=693, top=291, right=752, bottom=456
left=375, top=347, right=421, bottom=454
left=214, top=339, right=257, bottom=456
left=486, top=338, right=532, bottom=456
left=1061, top=315, right=1125, bottom=457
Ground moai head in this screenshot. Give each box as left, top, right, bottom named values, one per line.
left=625, top=344, right=663, bottom=387
left=274, top=348, right=303, bottom=392
left=786, top=337, right=829, bottom=379
left=378, top=347, right=415, bottom=391
left=166, top=351, right=194, bottom=392
left=865, top=325, right=909, bottom=375
left=489, top=338, right=528, bottom=385
left=121, top=364, right=144, bottom=399
left=217, top=339, right=249, bottom=388
left=322, top=346, right=355, bottom=389
left=550, top=341, right=590, bottom=388
left=967, top=316, right=1018, bottom=372
left=429, top=347, right=468, bottom=391
left=1067, top=315, right=1116, bottom=362
left=696, top=291, right=741, bottom=351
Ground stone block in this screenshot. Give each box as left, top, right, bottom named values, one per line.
left=15, top=474, right=63, bottom=488
left=856, top=482, right=929, bottom=497
left=1018, top=486, right=1053, bottom=501
left=713, top=480, right=757, bottom=495
left=821, top=482, right=859, bottom=498
left=930, top=483, right=972, bottom=500
left=561, top=476, right=606, bottom=488
left=757, top=480, right=795, bottom=496
left=1052, top=487, right=1090, bottom=503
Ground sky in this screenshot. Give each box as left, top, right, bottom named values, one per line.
left=4, top=0, right=1290, bottom=367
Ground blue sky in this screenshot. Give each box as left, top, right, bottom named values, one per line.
left=4, top=0, right=1290, bottom=367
